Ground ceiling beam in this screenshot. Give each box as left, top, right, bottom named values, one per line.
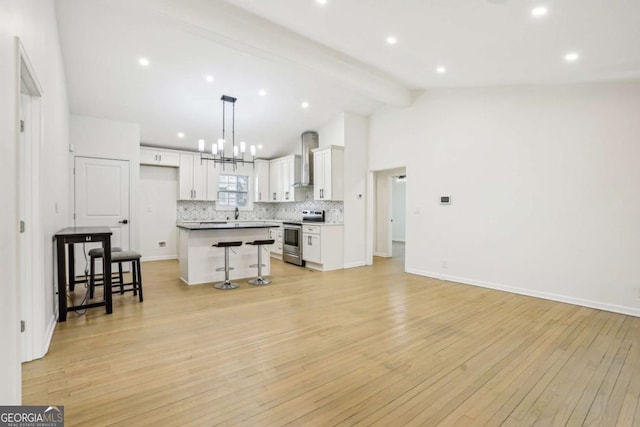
left=100, top=0, right=412, bottom=107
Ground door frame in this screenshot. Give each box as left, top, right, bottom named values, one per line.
left=365, top=166, right=407, bottom=265
left=16, top=37, right=45, bottom=363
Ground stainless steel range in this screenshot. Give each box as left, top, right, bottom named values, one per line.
left=283, top=210, right=325, bottom=266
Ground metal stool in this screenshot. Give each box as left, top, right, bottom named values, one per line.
left=89, top=250, right=143, bottom=302
left=212, top=241, right=243, bottom=290
left=88, top=246, right=122, bottom=299
left=246, top=239, right=275, bottom=286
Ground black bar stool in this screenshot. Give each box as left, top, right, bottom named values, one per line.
left=212, top=241, right=243, bottom=290
left=246, top=239, right=275, bottom=286
left=88, top=246, right=122, bottom=299
left=89, top=250, right=143, bottom=302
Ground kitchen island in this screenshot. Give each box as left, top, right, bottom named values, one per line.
left=177, top=221, right=280, bottom=285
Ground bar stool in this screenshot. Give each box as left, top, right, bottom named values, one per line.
left=212, top=241, right=243, bottom=290
left=88, top=246, right=122, bottom=299
left=246, top=239, right=275, bottom=286
left=89, top=250, right=143, bottom=302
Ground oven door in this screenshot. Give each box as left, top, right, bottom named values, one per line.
left=283, top=225, right=301, bottom=254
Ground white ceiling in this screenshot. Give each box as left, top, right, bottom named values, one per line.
left=55, top=0, right=640, bottom=157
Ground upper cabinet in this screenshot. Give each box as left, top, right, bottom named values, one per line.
left=140, top=147, right=180, bottom=167
left=254, top=159, right=270, bottom=202
left=179, top=153, right=209, bottom=201
left=313, top=146, right=344, bottom=201
left=269, top=155, right=303, bottom=202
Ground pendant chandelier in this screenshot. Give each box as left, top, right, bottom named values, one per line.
left=199, top=95, right=256, bottom=170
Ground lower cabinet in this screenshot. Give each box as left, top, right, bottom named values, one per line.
left=302, top=224, right=343, bottom=271
left=302, top=233, right=321, bottom=264
left=269, top=225, right=283, bottom=259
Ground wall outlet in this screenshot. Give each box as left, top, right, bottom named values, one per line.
left=158, top=241, right=166, bottom=247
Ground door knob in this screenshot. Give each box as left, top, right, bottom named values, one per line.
left=118, top=219, right=129, bottom=224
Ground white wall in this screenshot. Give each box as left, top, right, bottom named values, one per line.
left=318, top=113, right=368, bottom=268
left=140, top=165, right=178, bottom=261
left=317, top=113, right=345, bottom=148
left=392, top=177, right=406, bottom=242
left=343, top=113, right=368, bottom=267
left=369, top=82, right=640, bottom=316
left=70, top=115, right=141, bottom=251
left=0, top=0, right=70, bottom=404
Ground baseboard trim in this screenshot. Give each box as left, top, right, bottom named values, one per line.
left=343, top=262, right=366, bottom=269
left=141, top=255, right=177, bottom=262
left=39, top=313, right=57, bottom=360
left=373, top=252, right=390, bottom=258
left=405, top=268, right=640, bottom=318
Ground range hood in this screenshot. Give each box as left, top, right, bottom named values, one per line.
left=293, top=131, right=319, bottom=187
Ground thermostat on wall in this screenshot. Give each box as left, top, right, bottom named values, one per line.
left=440, top=196, right=451, bottom=205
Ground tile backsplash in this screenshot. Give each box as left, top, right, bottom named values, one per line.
left=177, top=200, right=344, bottom=223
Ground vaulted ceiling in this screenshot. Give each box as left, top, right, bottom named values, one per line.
left=55, top=0, right=640, bottom=158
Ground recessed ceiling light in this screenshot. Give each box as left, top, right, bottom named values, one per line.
left=138, top=57, right=149, bottom=67
left=386, top=36, right=398, bottom=45
left=564, top=52, right=580, bottom=62
left=301, top=101, right=310, bottom=109
left=531, top=6, right=548, bottom=17
left=316, top=0, right=327, bottom=4
left=436, top=66, right=447, bottom=74
left=259, top=89, right=267, bottom=96
left=177, top=132, right=185, bottom=138
left=205, top=75, right=214, bottom=83
left=258, top=144, right=263, bottom=149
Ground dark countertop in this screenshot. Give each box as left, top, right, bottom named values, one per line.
left=55, top=226, right=112, bottom=237
left=176, top=221, right=281, bottom=230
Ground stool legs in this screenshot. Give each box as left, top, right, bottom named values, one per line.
left=248, top=245, right=271, bottom=286
left=215, top=247, right=240, bottom=290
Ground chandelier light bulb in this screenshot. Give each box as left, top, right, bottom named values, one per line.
left=233, top=146, right=239, bottom=157
left=240, top=141, right=246, bottom=153
left=198, top=139, right=205, bottom=152
left=211, top=143, right=216, bottom=155
left=250, top=145, right=256, bottom=156
left=217, top=139, right=224, bottom=154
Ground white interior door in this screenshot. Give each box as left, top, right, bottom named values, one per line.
left=74, top=157, right=130, bottom=276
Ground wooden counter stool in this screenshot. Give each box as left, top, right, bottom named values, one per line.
left=246, top=239, right=275, bottom=286
left=89, top=250, right=143, bottom=302
left=212, top=241, right=243, bottom=290
left=88, top=246, right=122, bottom=299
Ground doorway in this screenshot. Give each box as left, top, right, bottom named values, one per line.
left=370, top=167, right=407, bottom=264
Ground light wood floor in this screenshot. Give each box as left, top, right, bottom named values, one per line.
left=23, top=250, right=640, bottom=426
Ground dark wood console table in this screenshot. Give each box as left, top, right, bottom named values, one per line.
left=55, top=226, right=112, bottom=322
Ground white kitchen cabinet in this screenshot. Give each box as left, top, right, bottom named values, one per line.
left=313, top=146, right=344, bottom=201
left=269, top=224, right=283, bottom=259
left=140, top=147, right=180, bottom=167
left=254, top=159, right=270, bottom=202
left=302, top=227, right=321, bottom=264
left=179, top=153, right=208, bottom=200
left=302, top=224, right=343, bottom=271
left=269, top=158, right=282, bottom=201
left=269, top=155, right=303, bottom=202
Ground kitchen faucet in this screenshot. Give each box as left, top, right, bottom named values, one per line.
left=234, top=207, right=239, bottom=220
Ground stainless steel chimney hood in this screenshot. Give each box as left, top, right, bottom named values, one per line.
left=293, top=131, right=319, bottom=187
